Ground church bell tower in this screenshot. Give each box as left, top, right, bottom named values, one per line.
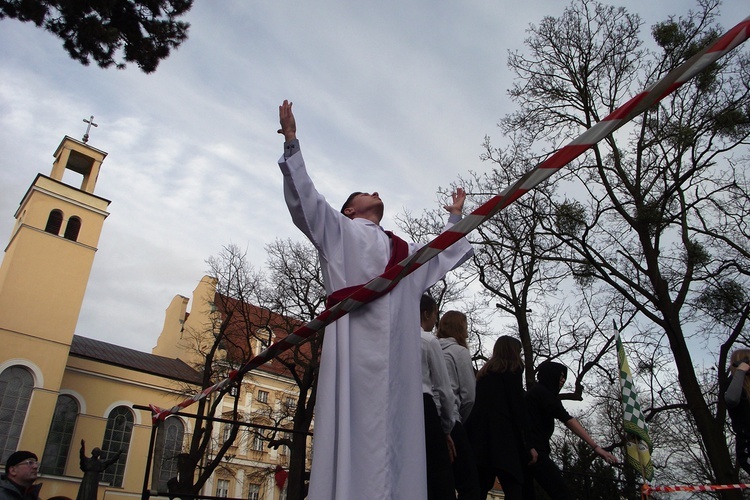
left=0, top=135, right=111, bottom=452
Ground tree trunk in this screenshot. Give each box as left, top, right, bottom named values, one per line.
left=662, top=308, right=741, bottom=499
left=286, top=432, right=310, bottom=500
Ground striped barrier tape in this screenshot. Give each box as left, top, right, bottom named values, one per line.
left=643, top=483, right=750, bottom=494
left=151, top=15, right=750, bottom=421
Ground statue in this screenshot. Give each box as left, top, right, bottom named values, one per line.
left=76, top=440, right=123, bottom=500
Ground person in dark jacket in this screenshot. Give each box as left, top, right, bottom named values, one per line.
left=0, top=451, right=42, bottom=500
left=523, top=361, right=617, bottom=500
left=466, top=336, right=537, bottom=500
left=724, top=348, right=750, bottom=475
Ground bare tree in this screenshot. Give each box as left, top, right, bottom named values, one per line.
left=165, top=241, right=324, bottom=500
left=260, top=238, right=325, bottom=500
left=483, top=0, right=750, bottom=494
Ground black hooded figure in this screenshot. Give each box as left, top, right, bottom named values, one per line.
left=522, top=361, right=573, bottom=500
left=522, top=361, right=618, bottom=500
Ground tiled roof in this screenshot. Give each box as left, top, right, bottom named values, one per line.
left=213, top=293, right=317, bottom=380
left=70, top=335, right=202, bottom=384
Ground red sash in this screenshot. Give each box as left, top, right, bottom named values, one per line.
left=325, top=231, right=409, bottom=307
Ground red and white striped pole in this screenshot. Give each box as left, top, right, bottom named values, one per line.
left=152, top=15, right=750, bottom=421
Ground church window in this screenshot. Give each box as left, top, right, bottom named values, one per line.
left=101, top=406, right=133, bottom=487
left=64, top=216, right=82, bottom=241
left=45, top=209, right=63, bottom=235
left=0, top=366, right=34, bottom=462
left=152, top=417, right=184, bottom=492
left=41, top=394, right=79, bottom=475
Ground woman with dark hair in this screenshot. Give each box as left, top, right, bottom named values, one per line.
left=725, top=348, right=750, bottom=475
left=523, top=361, right=617, bottom=500
left=466, top=336, right=536, bottom=499
left=437, top=311, right=480, bottom=499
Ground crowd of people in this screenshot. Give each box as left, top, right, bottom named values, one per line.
left=419, top=298, right=617, bottom=500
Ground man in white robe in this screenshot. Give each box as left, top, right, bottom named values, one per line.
left=277, top=100, right=474, bottom=500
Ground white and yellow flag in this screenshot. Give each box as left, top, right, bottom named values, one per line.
left=616, top=329, right=654, bottom=481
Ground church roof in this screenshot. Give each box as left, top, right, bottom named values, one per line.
left=70, top=335, right=202, bottom=384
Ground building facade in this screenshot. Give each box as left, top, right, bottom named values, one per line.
left=156, top=276, right=314, bottom=500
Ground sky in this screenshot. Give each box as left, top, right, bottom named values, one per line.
left=0, top=0, right=747, bottom=353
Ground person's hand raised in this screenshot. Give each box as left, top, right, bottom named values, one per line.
left=278, top=100, right=296, bottom=141
left=443, top=187, right=466, bottom=215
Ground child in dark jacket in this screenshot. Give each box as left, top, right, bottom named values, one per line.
left=523, top=361, right=617, bottom=500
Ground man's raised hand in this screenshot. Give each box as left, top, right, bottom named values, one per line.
left=444, top=187, right=466, bottom=215
left=278, top=100, right=297, bottom=141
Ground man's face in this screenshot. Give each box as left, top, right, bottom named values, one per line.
left=8, top=458, right=39, bottom=486
left=344, top=192, right=384, bottom=219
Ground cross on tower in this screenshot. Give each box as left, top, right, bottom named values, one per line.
left=82, top=116, right=98, bottom=143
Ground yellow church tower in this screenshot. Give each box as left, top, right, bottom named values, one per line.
left=0, top=135, right=111, bottom=457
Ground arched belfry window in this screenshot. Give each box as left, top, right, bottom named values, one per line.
left=101, top=406, right=133, bottom=487
left=45, top=210, right=63, bottom=235
left=0, top=366, right=34, bottom=462
left=41, top=394, right=79, bottom=475
left=64, top=217, right=81, bottom=241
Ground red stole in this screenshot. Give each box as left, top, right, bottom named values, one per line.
left=325, top=231, right=409, bottom=307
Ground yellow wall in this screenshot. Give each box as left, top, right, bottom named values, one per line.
left=37, top=358, right=196, bottom=500
left=0, top=228, right=96, bottom=341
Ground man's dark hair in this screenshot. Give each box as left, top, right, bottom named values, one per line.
left=420, top=294, right=438, bottom=315
left=340, top=192, right=363, bottom=215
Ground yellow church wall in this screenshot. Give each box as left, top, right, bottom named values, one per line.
left=35, top=359, right=197, bottom=500
left=0, top=228, right=96, bottom=341
left=153, top=276, right=219, bottom=370
left=0, top=332, right=71, bottom=388
left=51, top=137, right=107, bottom=195
left=152, top=295, right=190, bottom=362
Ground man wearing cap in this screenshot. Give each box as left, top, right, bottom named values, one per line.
left=0, top=451, right=42, bottom=500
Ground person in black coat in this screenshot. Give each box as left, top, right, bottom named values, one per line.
left=725, top=348, right=750, bottom=475
left=466, top=336, right=537, bottom=500
left=523, top=361, right=617, bottom=500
